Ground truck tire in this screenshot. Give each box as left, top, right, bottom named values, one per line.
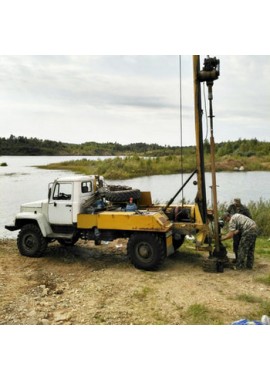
left=103, top=189, right=141, bottom=202
left=108, top=185, right=132, bottom=191
left=127, top=233, right=166, bottom=270
left=17, top=224, right=47, bottom=257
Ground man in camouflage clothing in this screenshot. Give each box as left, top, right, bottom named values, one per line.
left=227, top=198, right=252, bottom=219
left=227, top=198, right=252, bottom=262
left=221, top=212, right=258, bottom=270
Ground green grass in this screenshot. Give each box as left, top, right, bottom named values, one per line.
left=254, top=274, right=270, bottom=286
left=244, top=300, right=270, bottom=322
left=235, top=293, right=262, bottom=304
left=258, top=300, right=270, bottom=317
left=184, top=303, right=222, bottom=325
left=37, top=155, right=196, bottom=179
left=133, top=286, right=153, bottom=301
left=37, top=152, right=270, bottom=180
left=253, top=237, right=270, bottom=255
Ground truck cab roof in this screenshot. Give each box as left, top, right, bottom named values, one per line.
left=55, top=175, right=101, bottom=183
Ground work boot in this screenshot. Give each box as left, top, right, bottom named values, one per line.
left=233, top=262, right=244, bottom=270
left=232, top=265, right=242, bottom=270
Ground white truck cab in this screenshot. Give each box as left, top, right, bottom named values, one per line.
left=7, top=175, right=105, bottom=239
left=47, top=175, right=101, bottom=225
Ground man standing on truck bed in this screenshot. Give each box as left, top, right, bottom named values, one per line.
left=221, top=212, right=258, bottom=270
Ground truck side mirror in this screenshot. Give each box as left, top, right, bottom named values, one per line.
left=48, top=183, right=53, bottom=199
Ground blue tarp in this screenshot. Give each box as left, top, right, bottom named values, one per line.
left=232, top=315, right=270, bottom=325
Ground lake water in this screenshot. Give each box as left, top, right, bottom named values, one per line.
left=1, top=156, right=269, bottom=238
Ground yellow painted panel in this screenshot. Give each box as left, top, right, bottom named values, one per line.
left=194, top=203, right=203, bottom=224
left=77, top=211, right=172, bottom=232
left=77, top=214, right=97, bottom=229
left=138, top=191, right=153, bottom=207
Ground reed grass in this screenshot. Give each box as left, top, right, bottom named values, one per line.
left=38, top=155, right=196, bottom=179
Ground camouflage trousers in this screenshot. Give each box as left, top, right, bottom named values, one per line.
left=236, top=233, right=257, bottom=269
left=233, top=234, right=241, bottom=259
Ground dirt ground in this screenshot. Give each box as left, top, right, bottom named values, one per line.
left=1, top=238, right=270, bottom=325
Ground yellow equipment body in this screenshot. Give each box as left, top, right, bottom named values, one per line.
left=77, top=210, right=175, bottom=258
left=77, top=211, right=172, bottom=232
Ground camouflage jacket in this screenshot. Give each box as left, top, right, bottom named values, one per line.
left=228, top=213, right=258, bottom=236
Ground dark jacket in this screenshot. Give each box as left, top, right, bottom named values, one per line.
left=227, top=204, right=252, bottom=219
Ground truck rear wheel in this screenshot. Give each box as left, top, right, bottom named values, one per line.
left=127, top=233, right=166, bottom=270
left=17, top=224, right=47, bottom=257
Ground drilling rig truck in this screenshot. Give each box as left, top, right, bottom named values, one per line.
left=5, top=55, right=226, bottom=271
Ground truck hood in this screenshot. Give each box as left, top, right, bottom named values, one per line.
left=21, top=199, right=48, bottom=210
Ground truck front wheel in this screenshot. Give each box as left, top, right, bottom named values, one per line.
left=17, top=224, right=47, bottom=257
left=127, top=233, right=166, bottom=270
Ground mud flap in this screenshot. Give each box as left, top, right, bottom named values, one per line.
left=166, top=231, right=174, bottom=256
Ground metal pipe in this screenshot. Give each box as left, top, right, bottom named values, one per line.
left=208, top=81, right=220, bottom=252
left=193, top=56, right=207, bottom=223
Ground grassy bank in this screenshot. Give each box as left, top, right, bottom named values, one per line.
left=37, top=155, right=195, bottom=179
left=37, top=154, right=270, bottom=180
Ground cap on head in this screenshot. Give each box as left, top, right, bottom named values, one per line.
left=222, top=212, right=231, bottom=221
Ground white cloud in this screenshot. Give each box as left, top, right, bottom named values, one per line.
left=0, top=55, right=269, bottom=146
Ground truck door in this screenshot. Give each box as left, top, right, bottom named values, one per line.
left=48, top=182, right=73, bottom=225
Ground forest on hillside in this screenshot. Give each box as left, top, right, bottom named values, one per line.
left=1, top=134, right=270, bottom=158
left=0, top=135, right=182, bottom=156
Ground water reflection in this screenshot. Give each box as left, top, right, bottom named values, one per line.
left=108, top=171, right=269, bottom=205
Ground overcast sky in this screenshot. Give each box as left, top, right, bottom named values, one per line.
left=0, top=55, right=269, bottom=147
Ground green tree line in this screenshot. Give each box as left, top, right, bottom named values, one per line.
left=1, top=134, right=186, bottom=156
left=1, top=135, right=270, bottom=158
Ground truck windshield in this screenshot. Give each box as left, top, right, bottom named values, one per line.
left=53, top=182, right=72, bottom=200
